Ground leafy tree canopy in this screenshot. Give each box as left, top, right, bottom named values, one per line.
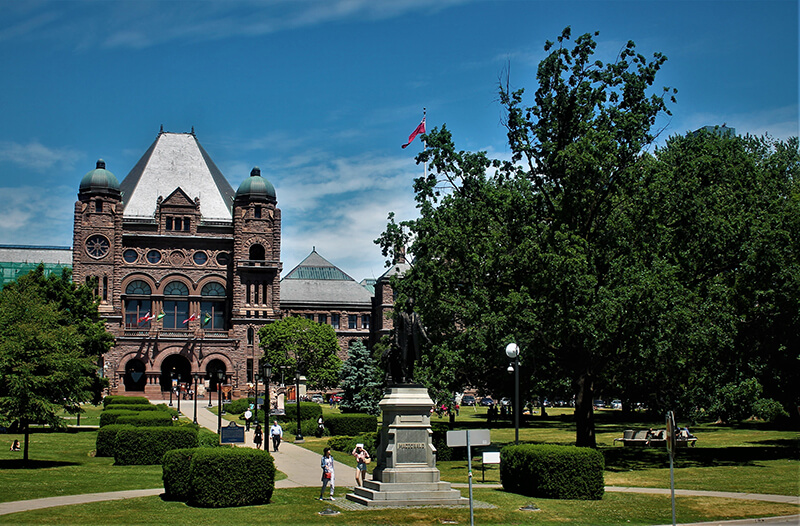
left=258, top=317, right=342, bottom=390
left=0, top=266, right=113, bottom=461
left=338, top=340, right=382, bottom=415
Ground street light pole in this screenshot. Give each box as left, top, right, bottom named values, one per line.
left=168, top=372, right=174, bottom=407
left=262, top=361, right=272, bottom=429
left=253, top=368, right=259, bottom=427
left=506, top=343, right=521, bottom=445
left=192, top=373, right=199, bottom=424
left=295, top=368, right=303, bottom=443
left=216, top=370, right=225, bottom=434
left=176, top=377, right=181, bottom=414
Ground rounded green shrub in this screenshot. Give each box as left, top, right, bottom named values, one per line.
left=324, top=414, right=377, bottom=436
left=116, top=411, right=174, bottom=427
left=189, top=447, right=275, bottom=507
left=103, top=396, right=150, bottom=407
left=114, top=427, right=199, bottom=465
left=99, top=410, right=139, bottom=427
left=95, top=424, right=134, bottom=457
left=282, top=402, right=322, bottom=423
left=162, top=448, right=197, bottom=501
left=500, top=444, right=604, bottom=500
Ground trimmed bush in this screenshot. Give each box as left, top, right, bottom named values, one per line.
left=282, top=402, right=322, bottom=423
left=105, top=404, right=159, bottom=412
left=116, top=411, right=174, bottom=427
left=189, top=447, right=275, bottom=507
left=324, top=414, right=377, bottom=436
left=198, top=427, right=223, bottom=448
left=226, top=397, right=254, bottom=415
left=114, top=427, right=199, bottom=465
left=162, top=448, right=197, bottom=501
left=99, top=410, right=139, bottom=427
left=95, top=424, right=134, bottom=457
left=103, top=396, right=150, bottom=407
left=500, top=444, right=604, bottom=500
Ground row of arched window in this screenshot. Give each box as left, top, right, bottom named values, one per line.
left=124, top=279, right=227, bottom=330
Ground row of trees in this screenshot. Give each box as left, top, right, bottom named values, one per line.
left=377, top=28, right=799, bottom=446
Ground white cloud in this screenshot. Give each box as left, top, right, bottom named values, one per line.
left=0, top=186, right=75, bottom=246
left=0, top=141, right=83, bottom=172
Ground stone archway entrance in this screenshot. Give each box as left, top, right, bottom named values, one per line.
left=206, top=358, right=227, bottom=392
left=160, top=354, right=192, bottom=392
left=123, top=358, right=146, bottom=392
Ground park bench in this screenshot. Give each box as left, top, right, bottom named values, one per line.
left=614, top=429, right=697, bottom=447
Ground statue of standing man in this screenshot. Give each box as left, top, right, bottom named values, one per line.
left=386, top=298, right=429, bottom=385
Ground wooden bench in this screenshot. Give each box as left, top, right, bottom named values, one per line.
left=614, top=429, right=697, bottom=447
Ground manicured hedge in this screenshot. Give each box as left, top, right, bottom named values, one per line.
left=282, top=402, right=322, bottom=422
left=105, top=404, right=159, bottom=412
left=226, top=397, right=253, bottom=415
left=116, top=411, right=174, bottom=427
left=114, top=427, right=199, bottom=465
left=198, top=427, right=224, bottom=448
left=162, top=448, right=197, bottom=501
left=103, top=396, right=150, bottom=407
left=500, top=444, right=604, bottom=500
left=95, top=424, right=134, bottom=457
left=324, top=414, right=377, bottom=436
left=188, top=447, right=276, bottom=507
left=99, top=410, right=139, bottom=427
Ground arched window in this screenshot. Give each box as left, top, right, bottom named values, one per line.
left=200, top=282, right=227, bottom=330
left=162, top=281, right=189, bottom=329
left=249, top=244, right=265, bottom=261
left=247, top=327, right=255, bottom=345
left=124, top=280, right=152, bottom=328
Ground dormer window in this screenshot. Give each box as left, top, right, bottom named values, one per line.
left=165, top=216, right=191, bottom=232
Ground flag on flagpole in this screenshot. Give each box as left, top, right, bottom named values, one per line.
left=203, top=312, right=212, bottom=327
left=137, top=312, right=154, bottom=324
left=182, top=312, right=199, bottom=325
left=157, top=311, right=165, bottom=320
left=401, top=117, right=426, bottom=149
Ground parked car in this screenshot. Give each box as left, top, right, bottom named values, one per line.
left=479, top=397, right=494, bottom=406
left=461, top=395, right=476, bottom=406
left=311, top=394, right=324, bottom=403
left=499, top=397, right=511, bottom=406
left=611, top=399, right=622, bottom=409
left=593, top=399, right=605, bottom=408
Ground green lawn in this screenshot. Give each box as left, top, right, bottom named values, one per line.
left=1, top=487, right=797, bottom=525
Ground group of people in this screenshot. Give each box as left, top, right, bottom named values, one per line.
left=318, top=443, right=371, bottom=501
left=252, top=420, right=284, bottom=452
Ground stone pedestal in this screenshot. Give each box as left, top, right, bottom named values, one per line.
left=346, top=386, right=464, bottom=507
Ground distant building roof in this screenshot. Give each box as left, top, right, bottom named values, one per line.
left=119, top=131, right=235, bottom=222
left=0, top=245, right=73, bottom=290
left=281, top=249, right=373, bottom=307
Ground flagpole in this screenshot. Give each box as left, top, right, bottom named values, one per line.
left=422, top=107, right=427, bottom=180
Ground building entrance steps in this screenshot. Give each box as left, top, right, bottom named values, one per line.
left=162, top=399, right=353, bottom=489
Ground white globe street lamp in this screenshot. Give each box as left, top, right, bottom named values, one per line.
left=505, top=343, right=521, bottom=445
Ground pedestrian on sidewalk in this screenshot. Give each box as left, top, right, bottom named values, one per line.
left=244, top=408, right=252, bottom=431
left=351, top=443, right=370, bottom=486
left=319, top=447, right=335, bottom=500
left=270, top=420, right=283, bottom=452
left=253, top=424, right=263, bottom=449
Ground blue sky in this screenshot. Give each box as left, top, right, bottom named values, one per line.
left=1, top=0, right=797, bottom=281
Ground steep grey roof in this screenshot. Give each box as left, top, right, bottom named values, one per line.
left=119, top=132, right=235, bottom=221
left=281, top=250, right=372, bottom=307
left=377, top=260, right=411, bottom=282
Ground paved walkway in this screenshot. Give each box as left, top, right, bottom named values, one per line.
left=0, top=401, right=797, bottom=524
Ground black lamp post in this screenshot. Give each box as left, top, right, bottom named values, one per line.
left=261, top=361, right=272, bottom=426
left=253, top=368, right=259, bottom=427
left=294, top=368, right=303, bottom=443
left=208, top=373, right=213, bottom=408
left=176, top=375, right=181, bottom=413
left=168, top=372, right=174, bottom=407
left=192, top=373, right=200, bottom=424
left=506, top=343, right=521, bottom=445
left=216, top=370, right=226, bottom=434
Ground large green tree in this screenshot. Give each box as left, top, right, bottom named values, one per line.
left=0, top=266, right=113, bottom=461
left=380, top=27, right=675, bottom=447
left=258, top=317, right=342, bottom=390
left=338, top=340, right=382, bottom=415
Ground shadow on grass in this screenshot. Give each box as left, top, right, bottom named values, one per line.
left=0, top=459, right=79, bottom=469
left=603, top=443, right=799, bottom=472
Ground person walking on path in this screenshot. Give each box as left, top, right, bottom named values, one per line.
left=253, top=424, right=263, bottom=449
left=244, top=408, right=252, bottom=431
left=319, top=447, right=335, bottom=500
left=270, top=420, right=283, bottom=452
left=351, top=443, right=370, bottom=486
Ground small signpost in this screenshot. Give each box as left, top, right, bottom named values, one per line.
left=220, top=421, right=245, bottom=444
left=447, top=429, right=491, bottom=526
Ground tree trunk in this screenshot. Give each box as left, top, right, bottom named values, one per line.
left=574, top=372, right=596, bottom=448
left=22, top=420, right=30, bottom=463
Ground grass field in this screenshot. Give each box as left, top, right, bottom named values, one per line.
left=0, top=403, right=796, bottom=524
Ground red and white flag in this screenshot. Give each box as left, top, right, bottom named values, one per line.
left=183, top=312, right=199, bottom=324
left=138, top=312, right=155, bottom=324
left=401, top=117, right=426, bottom=149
